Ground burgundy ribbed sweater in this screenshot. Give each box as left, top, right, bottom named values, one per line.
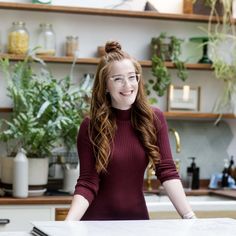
left=74, top=107, right=179, bottom=220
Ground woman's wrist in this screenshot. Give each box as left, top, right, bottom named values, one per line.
left=182, top=211, right=197, bottom=219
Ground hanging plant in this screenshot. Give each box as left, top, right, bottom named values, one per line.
left=205, top=0, right=236, bottom=115
left=147, top=32, right=188, bottom=103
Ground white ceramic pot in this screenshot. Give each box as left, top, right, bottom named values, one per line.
left=1, top=156, right=14, bottom=184
left=0, top=156, right=1, bottom=179
left=1, top=156, right=49, bottom=186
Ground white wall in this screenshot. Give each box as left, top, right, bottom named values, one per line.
left=0, top=0, right=236, bottom=179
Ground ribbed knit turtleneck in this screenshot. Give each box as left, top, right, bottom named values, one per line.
left=112, top=107, right=131, bottom=121
left=75, top=107, right=179, bottom=221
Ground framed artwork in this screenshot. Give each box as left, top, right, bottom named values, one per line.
left=167, top=85, right=201, bottom=112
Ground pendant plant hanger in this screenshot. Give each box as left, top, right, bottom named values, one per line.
left=148, top=33, right=188, bottom=103
left=206, top=0, right=236, bottom=115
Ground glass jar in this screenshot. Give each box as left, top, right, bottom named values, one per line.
left=32, top=0, right=52, bottom=4
left=183, top=0, right=193, bottom=14
left=8, top=21, right=29, bottom=55
left=36, top=23, right=56, bottom=56
left=65, top=36, right=79, bottom=57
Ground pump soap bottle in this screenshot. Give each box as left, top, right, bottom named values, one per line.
left=187, top=157, right=200, bottom=190
left=228, top=156, right=235, bottom=178
left=221, top=159, right=229, bottom=188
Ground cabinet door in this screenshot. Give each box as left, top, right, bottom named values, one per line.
left=149, top=211, right=181, bottom=219
left=195, top=211, right=236, bottom=219
left=55, top=208, right=69, bottom=221
left=0, top=207, right=52, bottom=232
left=149, top=211, right=236, bottom=219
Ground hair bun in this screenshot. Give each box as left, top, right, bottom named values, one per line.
left=105, top=41, right=122, bottom=53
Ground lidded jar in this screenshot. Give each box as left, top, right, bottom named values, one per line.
left=36, top=23, right=56, bottom=56
left=8, top=21, right=29, bottom=55
left=65, top=36, right=79, bottom=57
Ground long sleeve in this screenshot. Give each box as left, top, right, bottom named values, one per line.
left=74, top=117, right=100, bottom=204
left=153, top=107, right=180, bottom=183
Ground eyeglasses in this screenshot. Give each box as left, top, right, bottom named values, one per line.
left=109, top=73, right=140, bottom=86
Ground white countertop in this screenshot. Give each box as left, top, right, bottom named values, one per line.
left=2, top=218, right=235, bottom=236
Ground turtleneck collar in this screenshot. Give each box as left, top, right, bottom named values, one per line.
left=112, top=107, right=132, bottom=121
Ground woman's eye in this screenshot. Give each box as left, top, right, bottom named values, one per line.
left=129, top=76, right=136, bottom=80
left=114, top=77, right=123, bottom=82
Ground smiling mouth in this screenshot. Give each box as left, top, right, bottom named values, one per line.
left=120, top=90, right=133, bottom=96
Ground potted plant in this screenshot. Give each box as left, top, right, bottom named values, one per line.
left=204, top=0, right=236, bottom=117
left=183, top=0, right=223, bottom=16
left=147, top=33, right=188, bottom=103
left=0, top=55, right=91, bottom=191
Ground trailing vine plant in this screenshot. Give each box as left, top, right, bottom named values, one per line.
left=147, top=33, right=188, bottom=103
left=205, top=0, right=236, bottom=116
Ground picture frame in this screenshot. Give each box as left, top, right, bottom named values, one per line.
left=167, top=85, right=201, bottom=112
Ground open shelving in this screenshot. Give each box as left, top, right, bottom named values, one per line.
left=0, top=2, right=234, bottom=120
left=0, top=107, right=234, bottom=120
left=0, top=2, right=225, bottom=23
left=164, top=112, right=236, bottom=120
left=0, top=54, right=213, bottom=70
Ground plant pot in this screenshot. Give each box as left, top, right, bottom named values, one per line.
left=28, top=158, right=49, bottom=186
left=193, top=0, right=223, bottom=16
left=1, top=156, right=49, bottom=188
left=151, top=37, right=172, bottom=61
left=1, top=156, right=14, bottom=185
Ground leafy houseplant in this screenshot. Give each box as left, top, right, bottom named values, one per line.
left=148, top=33, right=188, bottom=102
left=205, top=0, right=236, bottom=115
left=0, top=55, right=91, bottom=158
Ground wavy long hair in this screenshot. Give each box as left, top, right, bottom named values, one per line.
left=89, top=41, right=161, bottom=173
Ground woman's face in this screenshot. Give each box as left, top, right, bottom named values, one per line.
left=106, top=59, right=139, bottom=110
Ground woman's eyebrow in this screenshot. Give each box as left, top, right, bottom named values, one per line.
left=112, top=72, right=136, bottom=76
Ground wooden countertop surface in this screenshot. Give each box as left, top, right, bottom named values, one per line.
left=0, top=195, right=73, bottom=205
left=0, top=189, right=235, bottom=205
left=209, top=189, right=236, bottom=199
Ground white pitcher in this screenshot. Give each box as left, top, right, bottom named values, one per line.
left=62, top=164, right=80, bottom=194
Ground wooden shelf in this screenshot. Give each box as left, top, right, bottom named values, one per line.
left=0, top=54, right=213, bottom=70
left=0, top=108, right=13, bottom=113
left=0, top=54, right=100, bottom=65
left=164, top=112, right=236, bottom=120
left=0, top=2, right=227, bottom=24
left=0, top=107, right=234, bottom=119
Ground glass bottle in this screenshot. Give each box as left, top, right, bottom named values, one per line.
left=36, top=23, right=56, bottom=56
left=65, top=36, right=79, bottom=57
left=32, top=0, right=52, bottom=4
left=8, top=21, right=29, bottom=55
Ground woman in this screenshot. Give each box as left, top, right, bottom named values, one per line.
left=66, top=41, right=196, bottom=221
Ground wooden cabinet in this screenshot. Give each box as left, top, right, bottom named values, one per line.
left=0, top=204, right=71, bottom=232
left=0, top=205, right=53, bottom=232
left=149, top=211, right=236, bottom=219
left=0, top=196, right=71, bottom=231
left=55, top=208, right=69, bottom=221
